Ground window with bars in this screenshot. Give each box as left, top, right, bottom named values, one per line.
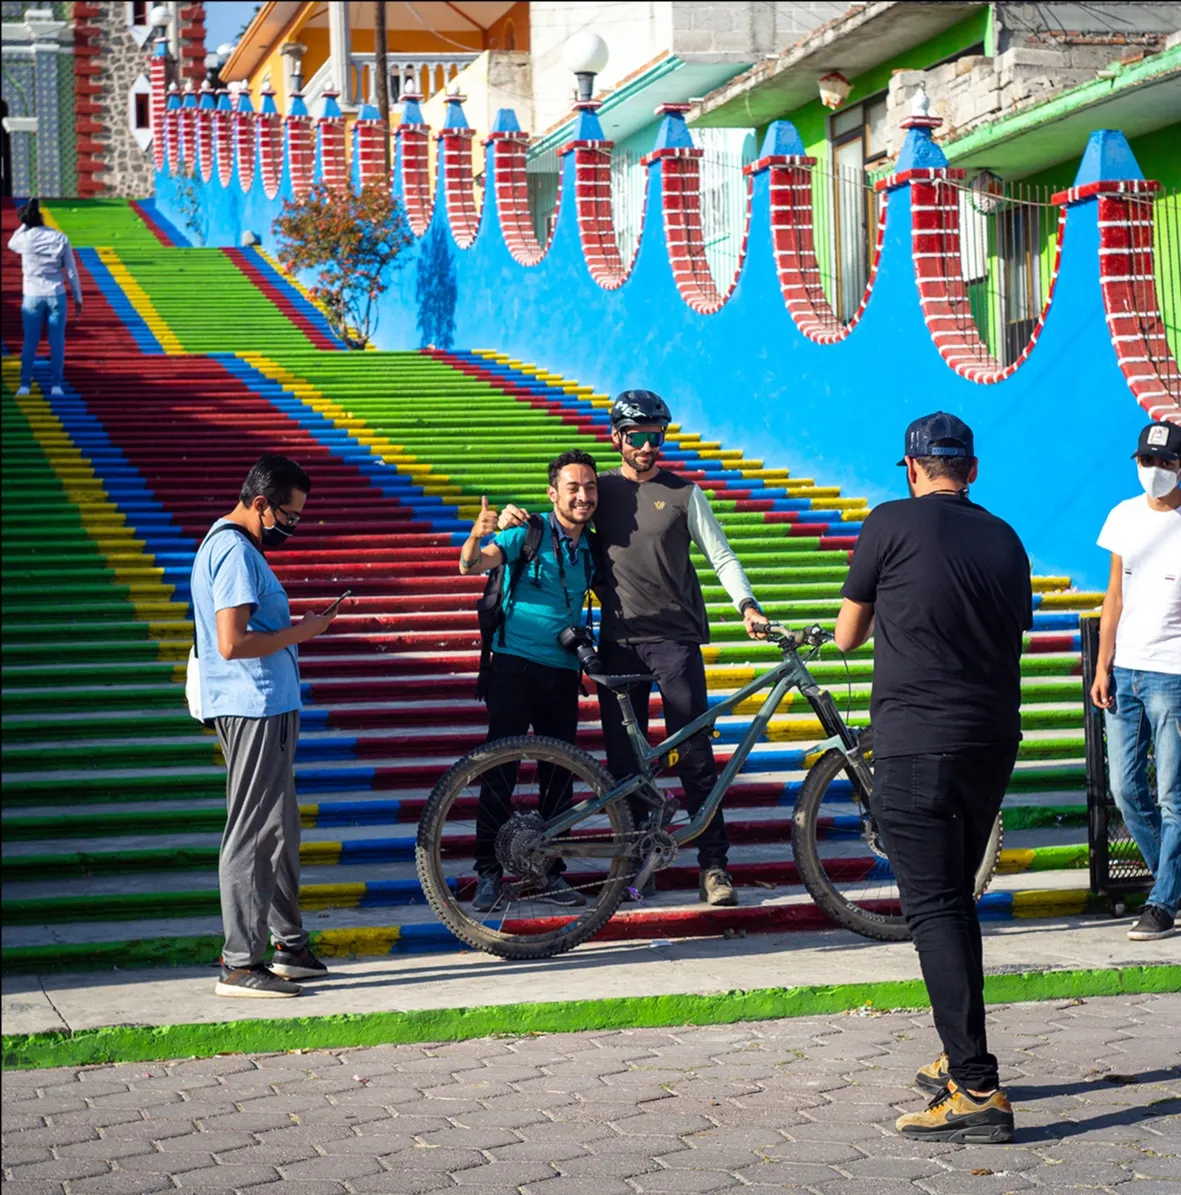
left=828, top=94, right=887, bottom=322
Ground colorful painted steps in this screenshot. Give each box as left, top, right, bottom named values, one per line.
left=0, top=200, right=1103, bottom=975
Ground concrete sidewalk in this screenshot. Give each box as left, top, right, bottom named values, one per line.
left=4, top=915, right=1179, bottom=1070
left=3, top=994, right=1179, bottom=1194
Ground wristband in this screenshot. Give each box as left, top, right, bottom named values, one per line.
left=739, top=599, right=762, bottom=616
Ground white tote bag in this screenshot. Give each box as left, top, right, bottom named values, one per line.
left=185, top=645, right=205, bottom=722
left=186, top=524, right=256, bottom=722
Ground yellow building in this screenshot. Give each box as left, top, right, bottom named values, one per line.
left=222, top=1, right=528, bottom=118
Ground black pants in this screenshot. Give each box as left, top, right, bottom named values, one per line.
left=870, top=746, right=1018, bottom=1092
left=474, top=652, right=581, bottom=878
left=598, top=639, right=729, bottom=870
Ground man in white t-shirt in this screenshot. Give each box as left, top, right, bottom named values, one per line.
left=1092, top=421, right=1181, bottom=941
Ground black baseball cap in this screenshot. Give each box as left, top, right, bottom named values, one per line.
left=897, top=411, right=975, bottom=467
left=1133, top=421, right=1181, bottom=462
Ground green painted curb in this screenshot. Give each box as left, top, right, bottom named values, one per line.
left=3, top=965, right=1177, bottom=1071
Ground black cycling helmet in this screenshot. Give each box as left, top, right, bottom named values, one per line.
left=609, top=390, right=671, bottom=431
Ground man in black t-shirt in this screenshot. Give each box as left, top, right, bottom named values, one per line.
left=834, top=411, right=1032, bottom=1144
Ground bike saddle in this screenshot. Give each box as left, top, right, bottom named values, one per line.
left=594, top=673, right=657, bottom=691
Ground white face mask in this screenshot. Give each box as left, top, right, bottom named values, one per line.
left=1138, top=464, right=1180, bottom=500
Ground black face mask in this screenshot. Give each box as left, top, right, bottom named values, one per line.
left=260, top=505, right=296, bottom=548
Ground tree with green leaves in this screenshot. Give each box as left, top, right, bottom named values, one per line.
left=274, top=181, right=413, bottom=349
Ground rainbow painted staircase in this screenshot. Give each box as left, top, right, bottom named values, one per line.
left=2, top=200, right=1109, bottom=976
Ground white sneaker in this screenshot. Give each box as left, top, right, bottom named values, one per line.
left=15, top=386, right=30, bottom=396
left=49, top=386, right=65, bottom=397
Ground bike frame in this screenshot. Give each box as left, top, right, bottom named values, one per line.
left=538, top=640, right=864, bottom=860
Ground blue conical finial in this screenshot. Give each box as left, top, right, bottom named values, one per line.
left=759, top=120, right=807, bottom=158
left=288, top=91, right=308, bottom=118
left=320, top=90, right=342, bottom=120
left=356, top=102, right=380, bottom=121
left=652, top=103, right=694, bottom=152
left=166, top=83, right=181, bottom=111
left=492, top=108, right=521, bottom=134
left=1073, top=130, right=1144, bottom=186
left=401, top=94, right=425, bottom=126
left=199, top=83, right=216, bottom=110
left=216, top=88, right=232, bottom=111
left=182, top=83, right=197, bottom=108
left=572, top=102, right=605, bottom=141
left=894, top=87, right=947, bottom=172
left=443, top=93, right=470, bottom=129
left=260, top=89, right=278, bottom=115
left=236, top=87, right=254, bottom=114
left=153, top=37, right=168, bottom=58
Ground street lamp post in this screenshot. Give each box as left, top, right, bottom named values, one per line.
left=563, top=32, right=609, bottom=104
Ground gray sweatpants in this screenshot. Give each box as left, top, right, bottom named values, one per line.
left=214, top=710, right=306, bottom=969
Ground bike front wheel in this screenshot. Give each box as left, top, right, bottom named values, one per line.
left=791, top=728, right=1003, bottom=942
left=415, top=735, right=637, bottom=959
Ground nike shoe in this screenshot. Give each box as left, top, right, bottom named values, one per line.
left=896, top=1080, right=1014, bottom=1143
left=915, top=1051, right=950, bottom=1094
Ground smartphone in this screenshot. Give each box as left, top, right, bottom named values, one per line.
left=320, top=589, right=352, bottom=616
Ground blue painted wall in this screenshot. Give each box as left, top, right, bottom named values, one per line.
left=153, top=109, right=1162, bottom=589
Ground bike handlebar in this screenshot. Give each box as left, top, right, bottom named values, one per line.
left=762, top=622, right=834, bottom=651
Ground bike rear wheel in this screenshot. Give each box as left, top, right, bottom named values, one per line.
left=415, top=735, right=637, bottom=959
left=791, top=728, right=1003, bottom=942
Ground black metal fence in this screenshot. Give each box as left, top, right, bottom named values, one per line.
left=1080, top=614, right=1154, bottom=913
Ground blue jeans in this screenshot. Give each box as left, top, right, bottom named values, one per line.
left=20, top=294, right=68, bottom=390
left=1105, top=666, right=1181, bottom=915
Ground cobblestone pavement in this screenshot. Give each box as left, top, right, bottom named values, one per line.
left=3, top=994, right=1178, bottom=1195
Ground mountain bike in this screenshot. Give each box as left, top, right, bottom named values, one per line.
left=415, top=624, right=1003, bottom=958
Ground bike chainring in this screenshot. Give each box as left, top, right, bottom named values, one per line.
left=637, top=829, right=678, bottom=871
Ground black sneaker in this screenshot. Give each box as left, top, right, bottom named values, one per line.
left=215, top=963, right=302, bottom=999
left=271, top=943, right=330, bottom=980
left=472, top=874, right=502, bottom=913
left=535, top=876, right=587, bottom=907
left=1128, top=904, right=1176, bottom=941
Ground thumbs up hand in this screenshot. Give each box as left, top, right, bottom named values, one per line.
left=473, top=495, right=499, bottom=539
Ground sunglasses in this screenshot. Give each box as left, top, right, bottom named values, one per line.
left=624, top=431, right=664, bottom=449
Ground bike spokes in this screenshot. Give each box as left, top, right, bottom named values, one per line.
left=415, top=737, right=637, bottom=958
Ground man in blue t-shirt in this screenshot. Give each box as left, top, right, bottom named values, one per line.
left=190, top=455, right=343, bottom=999
left=458, top=449, right=600, bottom=912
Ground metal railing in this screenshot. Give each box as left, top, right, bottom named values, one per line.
left=812, top=158, right=880, bottom=325
left=952, top=179, right=1061, bottom=366
left=522, top=138, right=1179, bottom=367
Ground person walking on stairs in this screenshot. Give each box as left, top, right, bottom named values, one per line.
left=8, top=198, right=82, bottom=399
left=1091, top=420, right=1181, bottom=943
left=834, top=412, right=1032, bottom=1143
left=499, top=391, right=768, bottom=908
left=460, top=450, right=602, bottom=914
left=191, top=456, right=342, bottom=998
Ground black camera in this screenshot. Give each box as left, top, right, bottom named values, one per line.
left=557, top=625, right=603, bottom=675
